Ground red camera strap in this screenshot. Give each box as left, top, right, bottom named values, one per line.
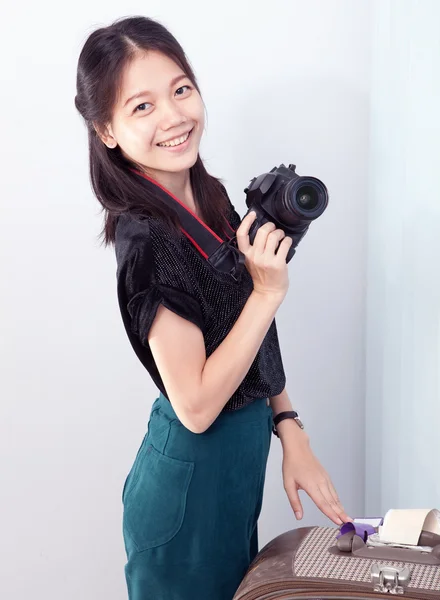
left=131, top=169, right=235, bottom=260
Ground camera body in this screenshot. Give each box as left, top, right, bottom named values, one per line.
left=208, top=163, right=329, bottom=279
left=242, top=163, right=329, bottom=263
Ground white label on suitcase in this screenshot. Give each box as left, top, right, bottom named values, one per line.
left=379, top=508, right=440, bottom=545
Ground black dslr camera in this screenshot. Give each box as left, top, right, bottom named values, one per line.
left=212, top=164, right=329, bottom=279
left=242, top=163, right=329, bottom=264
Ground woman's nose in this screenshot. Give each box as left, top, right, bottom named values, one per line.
left=159, top=101, right=187, bottom=131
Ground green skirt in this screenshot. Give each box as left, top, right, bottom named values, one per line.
left=122, top=392, right=273, bottom=600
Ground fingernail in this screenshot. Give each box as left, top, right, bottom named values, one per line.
left=295, top=511, right=302, bottom=520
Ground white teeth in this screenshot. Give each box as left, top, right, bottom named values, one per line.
left=158, top=131, right=190, bottom=147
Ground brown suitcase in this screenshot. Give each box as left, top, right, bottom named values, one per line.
left=233, top=526, right=440, bottom=599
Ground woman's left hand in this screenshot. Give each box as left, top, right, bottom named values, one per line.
left=282, top=436, right=352, bottom=526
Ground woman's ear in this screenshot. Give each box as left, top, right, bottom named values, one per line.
left=93, top=122, right=117, bottom=149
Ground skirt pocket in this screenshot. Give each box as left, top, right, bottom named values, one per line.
left=123, top=442, right=194, bottom=552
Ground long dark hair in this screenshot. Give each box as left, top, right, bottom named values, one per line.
left=74, top=16, right=229, bottom=246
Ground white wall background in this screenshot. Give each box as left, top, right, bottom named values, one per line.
left=2, top=1, right=371, bottom=598
left=365, top=0, right=440, bottom=514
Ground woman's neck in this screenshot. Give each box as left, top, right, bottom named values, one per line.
left=145, top=168, right=198, bottom=215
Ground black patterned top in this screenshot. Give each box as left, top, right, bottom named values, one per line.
left=114, top=191, right=286, bottom=411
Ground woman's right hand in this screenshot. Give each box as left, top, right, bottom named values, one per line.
left=236, top=211, right=292, bottom=300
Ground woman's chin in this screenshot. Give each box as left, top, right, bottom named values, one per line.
left=162, top=151, right=199, bottom=173
left=135, top=146, right=200, bottom=176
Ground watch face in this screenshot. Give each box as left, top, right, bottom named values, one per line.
left=295, top=418, right=304, bottom=429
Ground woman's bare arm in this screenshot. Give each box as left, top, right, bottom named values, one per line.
left=149, top=290, right=283, bottom=433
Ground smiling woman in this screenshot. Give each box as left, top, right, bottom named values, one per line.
left=74, top=17, right=279, bottom=600
left=102, top=51, right=205, bottom=185
left=74, top=16, right=230, bottom=243
left=73, top=14, right=345, bottom=600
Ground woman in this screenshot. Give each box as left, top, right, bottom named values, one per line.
left=75, top=15, right=351, bottom=600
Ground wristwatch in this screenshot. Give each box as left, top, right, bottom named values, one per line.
left=272, top=411, right=304, bottom=437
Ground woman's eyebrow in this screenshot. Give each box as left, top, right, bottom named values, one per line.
left=123, top=74, right=188, bottom=107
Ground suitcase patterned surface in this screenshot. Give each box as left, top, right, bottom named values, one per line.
left=233, top=526, right=440, bottom=599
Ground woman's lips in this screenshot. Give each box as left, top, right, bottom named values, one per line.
left=156, top=128, right=194, bottom=153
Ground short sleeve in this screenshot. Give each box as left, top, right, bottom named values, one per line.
left=115, top=214, right=205, bottom=346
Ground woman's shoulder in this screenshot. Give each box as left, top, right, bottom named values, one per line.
left=115, top=211, right=151, bottom=242
left=115, top=212, right=171, bottom=245
left=114, top=211, right=184, bottom=266
left=114, top=213, right=154, bottom=269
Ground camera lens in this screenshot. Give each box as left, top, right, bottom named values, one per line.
left=277, top=176, right=328, bottom=224
left=296, top=185, right=319, bottom=210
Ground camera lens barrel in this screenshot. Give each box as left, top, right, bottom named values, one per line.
left=278, top=176, right=328, bottom=224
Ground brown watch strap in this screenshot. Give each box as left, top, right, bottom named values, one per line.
left=272, top=411, right=304, bottom=437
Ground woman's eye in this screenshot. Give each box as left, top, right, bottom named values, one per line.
left=133, top=86, right=191, bottom=113
left=134, top=102, right=152, bottom=113
left=175, top=85, right=192, bottom=96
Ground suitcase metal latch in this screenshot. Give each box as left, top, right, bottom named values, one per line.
left=371, top=564, right=411, bottom=594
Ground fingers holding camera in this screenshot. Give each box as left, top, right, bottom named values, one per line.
left=236, top=211, right=292, bottom=298
left=264, top=227, right=286, bottom=256
left=236, top=211, right=284, bottom=255
left=253, top=220, right=292, bottom=262
left=274, top=234, right=293, bottom=264
left=235, top=211, right=257, bottom=254
left=252, top=220, right=277, bottom=255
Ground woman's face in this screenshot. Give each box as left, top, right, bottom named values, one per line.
left=102, top=50, right=205, bottom=180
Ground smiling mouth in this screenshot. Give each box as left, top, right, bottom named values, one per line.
left=157, top=128, right=194, bottom=148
